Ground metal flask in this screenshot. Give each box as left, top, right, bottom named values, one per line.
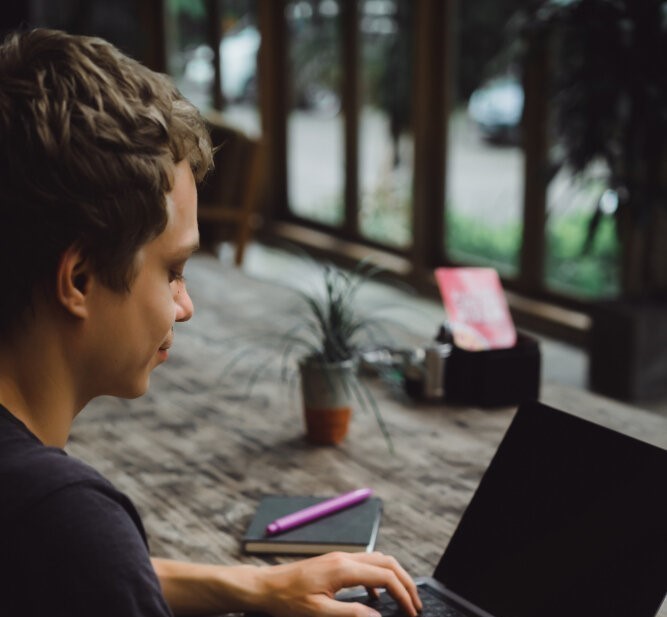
left=423, top=342, right=451, bottom=400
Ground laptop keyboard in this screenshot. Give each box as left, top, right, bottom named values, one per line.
left=359, top=585, right=468, bottom=617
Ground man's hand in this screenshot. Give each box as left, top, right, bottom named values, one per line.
left=153, top=551, right=421, bottom=617
left=255, top=551, right=422, bottom=617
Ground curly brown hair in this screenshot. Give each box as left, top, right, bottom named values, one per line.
left=0, top=28, right=213, bottom=339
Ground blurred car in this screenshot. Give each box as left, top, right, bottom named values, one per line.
left=183, top=44, right=215, bottom=84
left=183, top=23, right=339, bottom=114
left=467, top=75, right=524, bottom=143
left=220, top=25, right=260, bottom=101
left=183, top=25, right=259, bottom=104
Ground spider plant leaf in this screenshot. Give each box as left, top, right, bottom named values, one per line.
left=348, top=375, right=395, bottom=453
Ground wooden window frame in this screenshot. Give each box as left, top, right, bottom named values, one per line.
left=195, top=0, right=592, bottom=347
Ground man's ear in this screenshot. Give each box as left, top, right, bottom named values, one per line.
left=56, top=245, right=91, bottom=319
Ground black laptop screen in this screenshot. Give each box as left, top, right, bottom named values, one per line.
left=434, top=402, right=667, bottom=617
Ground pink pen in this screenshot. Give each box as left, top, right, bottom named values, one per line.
left=265, top=488, right=374, bottom=535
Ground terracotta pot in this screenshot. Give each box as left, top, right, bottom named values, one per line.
left=299, top=358, right=356, bottom=445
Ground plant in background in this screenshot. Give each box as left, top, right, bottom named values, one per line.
left=223, top=258, right=402, bottom=451
left=294, top=261, right=395, bottom=450
left=297, top=263, right=373, bottom=363
left=517, top=0, right=667, bottom=297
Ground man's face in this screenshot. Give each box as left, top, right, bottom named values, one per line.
left=81, top=160, right=199, bottom=399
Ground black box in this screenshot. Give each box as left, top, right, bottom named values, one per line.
left=444, top=333, right=541, bottom=407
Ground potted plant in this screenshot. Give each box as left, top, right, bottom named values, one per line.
left=516, top=0, right=667, bottom=400
left=225, top=259, right=398, bottom=450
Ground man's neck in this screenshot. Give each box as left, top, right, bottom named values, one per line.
left=0, top=322, right=79, bottom=447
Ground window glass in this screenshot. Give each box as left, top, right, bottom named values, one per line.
left=544, top=163, right=620, bottom=299
left=218, top=0, right=261, bottom=135
left=358, top=0, right=413, bottom=248
left=541, top=20, right=622, bottom=299
left=286, top=0, right=344, bottom=226
left=444, top=1, right=525, bottom=277
left=166, top=0, right=260, bottom=134
left=166, top=0, right=212, bottom=110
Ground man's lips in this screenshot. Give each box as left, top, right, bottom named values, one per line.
left=158, top=328, right=174, bottom=359
left=158, top=338, right=173, bottom=355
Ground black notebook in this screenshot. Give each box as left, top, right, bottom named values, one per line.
left=241, top=494, right=382, bottom=555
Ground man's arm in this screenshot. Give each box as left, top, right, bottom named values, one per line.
left=152, top=552, right=422, bottom=617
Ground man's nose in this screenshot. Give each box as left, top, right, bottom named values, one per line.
left=175, top=284, right=194, bottom=322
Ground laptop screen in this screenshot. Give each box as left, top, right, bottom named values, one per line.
left=434, top=401, right=667, bottom=617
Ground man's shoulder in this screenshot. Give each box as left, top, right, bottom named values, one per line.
left=0, top=420, right=169, bottom=617
left=0, top=418, right=116, bottom=522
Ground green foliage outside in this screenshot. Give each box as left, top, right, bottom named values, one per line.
left=445, top=210, right=620, bottom=299
left=457, top=0, right=527, bottom=100
left=445, top=212, right=521, bottom=276
left=166, top=0, right=206, bottom=19
left=359, top=182, right=412, bottom=249
left=545, top=211, right=620, bottom=298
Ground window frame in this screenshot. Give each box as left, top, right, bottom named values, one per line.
left=195, top=0, right=593, bottom=346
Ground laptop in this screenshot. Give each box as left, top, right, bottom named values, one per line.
left=341, top=401, right=667, bottom=617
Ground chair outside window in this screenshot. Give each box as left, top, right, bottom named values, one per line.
left=197, top=117, right=264, bottom=266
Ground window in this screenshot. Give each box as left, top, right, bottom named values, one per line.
left=165, top=0, right=623, bottom=343
left=286, top=0, right=344, bottom=225
left=358, top=0, right=414, bottom=248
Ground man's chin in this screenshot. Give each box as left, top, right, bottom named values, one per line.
left=112, top=377, right=151, bottom=400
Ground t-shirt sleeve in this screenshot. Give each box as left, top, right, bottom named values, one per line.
left=9, top=481, right=173, bottom=617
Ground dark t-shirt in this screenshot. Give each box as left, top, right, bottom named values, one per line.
left=0, top=405, right=172, bottom=616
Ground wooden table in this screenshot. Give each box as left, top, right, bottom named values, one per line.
left=70, top=254, right=667, bottom=615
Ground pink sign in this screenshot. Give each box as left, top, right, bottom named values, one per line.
left=435, top=267, right=517, bottom=350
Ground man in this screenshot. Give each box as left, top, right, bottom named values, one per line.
left=0, top=28, right=422, bottom=617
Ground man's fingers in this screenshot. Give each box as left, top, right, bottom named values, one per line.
left=273, top=551, right=422, bottom=617
left=333, top=559, right=419, bottom=616
left=317, top=596, right=382, bottom=617
left=344, top=552, right=422, bottom=613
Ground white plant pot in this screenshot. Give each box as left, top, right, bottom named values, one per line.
left=299, top=357, right=357, bottom=445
